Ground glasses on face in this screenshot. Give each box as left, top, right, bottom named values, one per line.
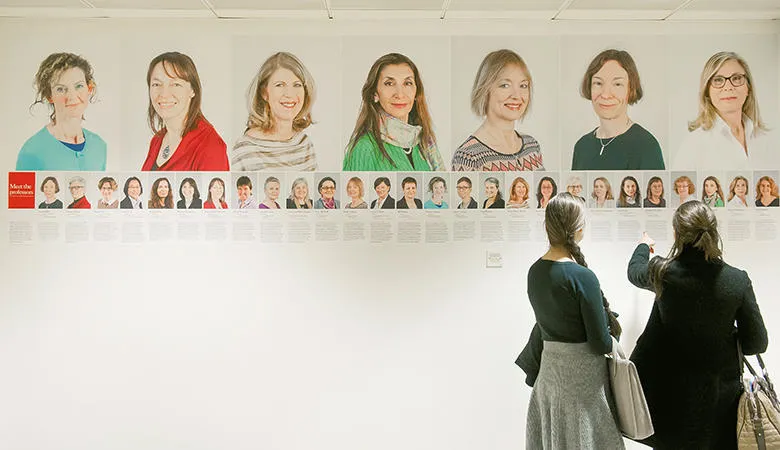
left=456, top=185, right=471, bottom=190
left=710, top=73, right=746, bottom=89
left=569, top=185, right=582, bottom=190
left=320, top=186, right=335, bottom=191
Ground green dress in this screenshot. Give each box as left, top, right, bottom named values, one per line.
left=343, top=134, right=431, bottom=171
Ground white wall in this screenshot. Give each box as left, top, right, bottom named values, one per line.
left=1, top=18, right=779, bottom=450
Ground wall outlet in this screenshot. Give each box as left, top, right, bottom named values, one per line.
left=486, top=251, right=503, bottom=268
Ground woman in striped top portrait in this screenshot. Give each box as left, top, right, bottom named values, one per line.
left=232, top=52, right=317, bottom=171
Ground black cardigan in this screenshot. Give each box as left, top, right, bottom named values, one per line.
left=627, top=243, right=768, bottom=449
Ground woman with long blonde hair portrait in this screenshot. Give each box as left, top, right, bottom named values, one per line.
left=232, top=52, right=317, bottom=171
left=755, top=175, right=779, bottom=207
left=674, top=51, right=772, bottom=170
left=452, top=49, right=544, bottom=172
left=343, top=53, right=444, bottom=171
left=727, top=175, right=749, bottom=208
left=588, top=176, right=615, bottom=208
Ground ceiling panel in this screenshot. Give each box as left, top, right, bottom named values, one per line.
left=329, top=0, right=442, bottom=10
left=88, top=0, right=206, bottom=9
left=684, top=0, right=780, bottom=9
left=449, top=0, right=563, bottom=11
left=210, top=0, right=322, bottom=9
left=0, top=0, right=82, bottom=6
left=569, top=0, right=684, bottom=10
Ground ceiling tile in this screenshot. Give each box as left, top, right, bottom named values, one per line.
left=449, top=0, right=564, bottom=11
left=210, top=0, right=322, bottom=9
left=329, top=0, right=442, bottom=10
left=569, top=0, right=684, bottom=9
left=684, top=0, right=780, bottom=9
left=0, top=0, right=82, bottom=6
left=88, top=0, right=206, bottom=9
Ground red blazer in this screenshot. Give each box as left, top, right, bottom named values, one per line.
left=67, top=196, right=91, bottom=209
left=141, top=118, right=229, bottom=171
left=204, top=200, right=228, bottom=209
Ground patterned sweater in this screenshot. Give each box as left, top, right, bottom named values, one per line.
left=451, top=133, right=544, bottom=171
left=231, top=131, right=316, bottom=171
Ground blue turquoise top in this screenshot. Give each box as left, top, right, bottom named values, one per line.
left=16, top=126, right=107, bottom=171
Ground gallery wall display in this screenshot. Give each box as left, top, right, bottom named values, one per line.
left=6, top=34, right=779, bottom=176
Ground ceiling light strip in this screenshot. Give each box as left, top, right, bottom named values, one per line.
left=440, top=0, right=452, bottom=20
left=551, top=0, right=576, bottom=20
left=662, top=0, right=696, bottom=20
left=321, top=0, right=334, bottom=19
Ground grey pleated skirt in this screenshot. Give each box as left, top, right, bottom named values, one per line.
left=526, top=341, right=625, bottom=450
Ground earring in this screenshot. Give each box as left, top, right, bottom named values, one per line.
left=373, top=95, right=379, bottom=103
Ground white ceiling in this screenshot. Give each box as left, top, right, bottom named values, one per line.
left=0, top=0, right=777, bottom=20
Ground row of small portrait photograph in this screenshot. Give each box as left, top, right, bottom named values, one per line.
left=27, top=170, right=780, bottom=211
left=8, top=34, right=778, bottom=174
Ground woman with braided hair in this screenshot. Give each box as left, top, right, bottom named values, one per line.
left=523, top=192, right=624, bottom=449
left=627, top=201, right=767, bottom=448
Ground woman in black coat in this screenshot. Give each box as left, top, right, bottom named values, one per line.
left=627, top=200, right=768, bottom=449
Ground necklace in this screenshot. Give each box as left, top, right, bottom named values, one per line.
left=597, top=135, right=617, bottom=156
left=161, top=145, right=171, bottom=160
left=402, top=147, right=412, bottom=155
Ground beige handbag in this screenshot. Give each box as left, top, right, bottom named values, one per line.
left=607, top=336, right=654, bottom=440
left=737, top=354, right=780, bottom=450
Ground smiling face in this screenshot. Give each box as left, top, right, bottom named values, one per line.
left=375, top=181, right=389, bottom=200
left=263, top=67, right=304, bottom=124
left=567, top=181, right=582, bottom=197
left=100, top=181, right=114, bottom=201
left=181, top=181, right=194, bottom=199
left=759, top=180, right=772, bottom=197
left=650, top=181, right=663, bottom=199
left=347, top=181, right=360, bottom=200
left=590, top=60, right=629, bottom=121
left=149, top=62, right=195, bottom=127
left=403, top=181, right=417, bottom=200
left=157, top=180, right=170, bottom=199
left=69, top=182, right=84, bottom=200
left=237, top=185, right=251, bottom=202
left=294, top=182, right=307, bottom=201
left=50, top=67, right=91, bottom=122
left=540, top=180, right=553, bottom=199
left=456, top=181, right=472, bottom=200
left=487, top=64, right=530, bottom=123
left=375, top=63, right=416, bottom=123
left=266, top=181, right=280, bottom=200
left=704, top=180, right=717, bottom=196
left=432, top=181, right=445, bottom=199
left=485, top=181, right=498, bottom=199
left=734, top=179, right=747, bottom=197
left=593, top=180, right=606, bottom=200
left=709, top=59, right=749, bottom=118
left=514, top=181, right=527, bottom=199
left=319, top=180, right=335, bottom=200
left=210, top=181, right=224, bottom=201
left=127, top=180, right=141, bottom=200
left=622, top=179, right=636, bottom=198
left=43, top=179, right=57, bottom=200
left=676, top=181, right=690, bottom=198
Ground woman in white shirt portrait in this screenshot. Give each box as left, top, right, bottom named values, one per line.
left=674, top=52, right=771, bottom=170
left=727, top=175, right=749, bottom=208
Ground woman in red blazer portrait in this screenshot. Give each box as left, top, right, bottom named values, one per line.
left=141, top=52, right=228, bottom=171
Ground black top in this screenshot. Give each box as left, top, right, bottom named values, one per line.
left=527, top=259, right=612, bottom=354
left=627, top=244, right=768, bottom=449
left=572, top=123, right=665, bottom=170
left=643, top=197, right=666, bottom=208
left=755, top=197, right=779, bottom=207
left=177, top=198, right=203, bottom=209
left=458, top=198, right=478, bottom=209
left=38, top=199, right=63, bottom=209
left=370, top=195, right=395, bottom=209
left=286, top=198, right=310, bottom=209
left=483, top=198, right=505, bottom=209
left=396, top=198, right=423, bottom=209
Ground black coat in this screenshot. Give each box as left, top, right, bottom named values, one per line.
left=396, top=198, right=422, bottom=209
left=177, top=198, right=203, bottom=209
left=120, top=196, right=141, bottom=209
left=371, top=195, right=395, bottom=209
left=627, top=244, right=768, bottom=449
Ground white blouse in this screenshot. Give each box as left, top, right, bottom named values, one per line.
left=673, top=116, right=776, bottom=170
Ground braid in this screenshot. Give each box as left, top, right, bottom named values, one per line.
left=565, top=235, right=623, bottom=339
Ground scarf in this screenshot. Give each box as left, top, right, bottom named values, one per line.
left=322, top=198, right=336, bottom=209
left=379, top=112, right=445, bottom=170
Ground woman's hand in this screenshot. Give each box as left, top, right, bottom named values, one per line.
left=640, top=231, right=655, bottom=253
